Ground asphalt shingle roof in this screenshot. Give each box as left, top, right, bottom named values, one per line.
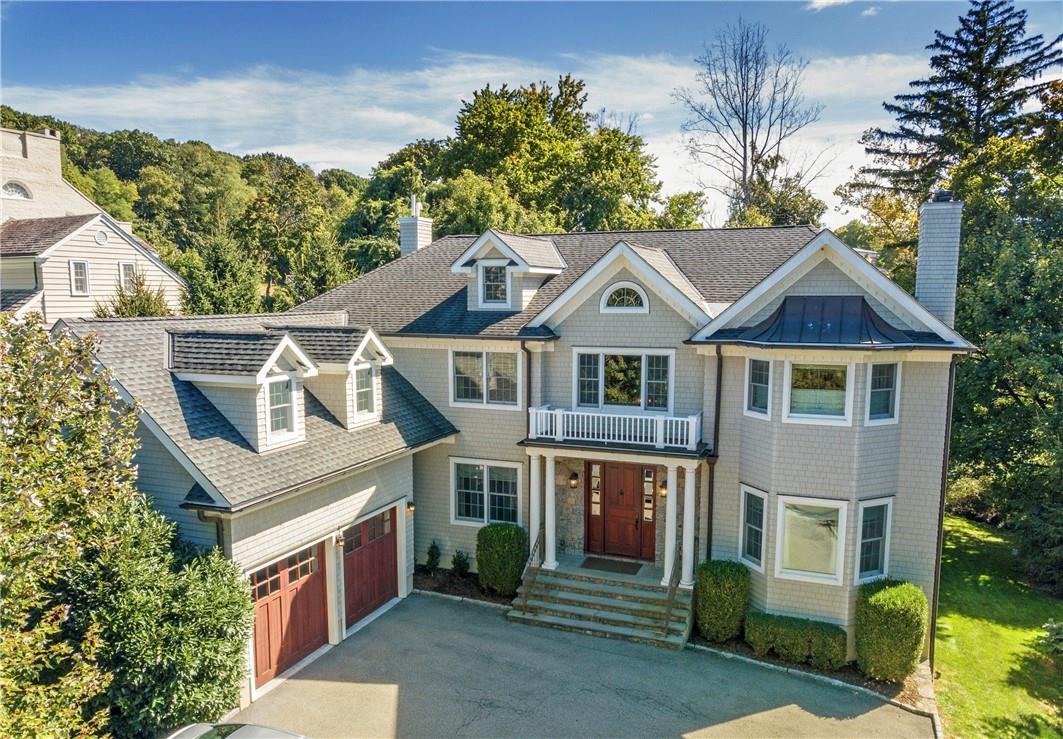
left=492, top=231, right=566, bottom=270
left=293, top=226, right=818, bottom=338
left=1, top=287, right=42, bottom=313
left=169, top=330, right=291, bottom=375
left=0, top=213, right=99, bottom=256
left=264, top=325, right=370, bottom=364
left=65, top=313, right=457, bottom=510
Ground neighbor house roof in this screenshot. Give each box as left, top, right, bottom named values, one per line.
left=1, top=287, right=42, bottom=314
left=62, top=312, right=457, bottom=511
left=294, top=226, right=818, bottom=339
left=0, top=213, right=99, bottom=256
left=704, top=296, right=957, bottom=349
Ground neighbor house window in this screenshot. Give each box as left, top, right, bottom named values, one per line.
left=481, top=265, right=508, bottom=304
left=785, top=362, right=852, bottom=425
left=354, top=365, right=375, bottom=415
left=452, top=459, right=521, bottom=526
left=69, top=260, right=90, bottom=296
left=119, top=262, right=136, bottom=291
left=745, top=358, right=771, bottom=417
left=740, top=485, right=767, bottom=570
left=268, top=378, right=294, bottom=434
left=451, top=350, right=519, bottom=408
left=775, top=495, right=846, bottom=584
left=857, top=498, right=892, bottom=582
left=866, top=363, right=900, bottom=424
left=600, top=281, right=649, bottom=313
left=2, top=181, right=31, bottom=199
left=573, top=349, right=672, bottom=412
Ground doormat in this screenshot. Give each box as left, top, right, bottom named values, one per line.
left=580, top=557, right=643, bottom=576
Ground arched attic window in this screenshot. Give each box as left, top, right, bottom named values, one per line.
left=2, top=181, right=32, bottom=200
left=600, top=281, right=649, bottom=314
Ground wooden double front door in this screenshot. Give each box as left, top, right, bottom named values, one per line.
left=584, top=461, right=657, bottom=561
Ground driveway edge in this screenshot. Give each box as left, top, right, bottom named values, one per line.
left=685, top=643, right=942, bottom=738
left=412, top=588, right=510, bottom=610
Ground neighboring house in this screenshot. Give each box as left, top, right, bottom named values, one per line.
left=1, top=127, right=184, bottom=321
left=65, top=190, right=971, bottom=705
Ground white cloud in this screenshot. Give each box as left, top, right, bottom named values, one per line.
left=805, top=0, right=853, bottom=10
left=862, top=6, right=880, bottom=16
left=3, top=49, right=917, bottom=228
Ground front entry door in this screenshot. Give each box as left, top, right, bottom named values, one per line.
left=586, top=462, right=656, bottom=561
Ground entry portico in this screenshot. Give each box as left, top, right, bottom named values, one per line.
left=523, top=444, right=705, bottom=588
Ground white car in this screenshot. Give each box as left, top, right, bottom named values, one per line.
left=166, top=724, right=307, bottom=739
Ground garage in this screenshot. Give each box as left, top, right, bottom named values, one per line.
left=342, top=507, right=398, bottom=628
left=250, top=542, right=329, bottom=688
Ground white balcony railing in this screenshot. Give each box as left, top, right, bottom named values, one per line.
left=528, top=406, right=702, bottom=451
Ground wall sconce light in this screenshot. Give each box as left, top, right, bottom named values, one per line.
left=568, top=472, right=580, bottom=489
left=658, top=480, right=668, bottom=497
left=407, top=501, right=416, bottom=513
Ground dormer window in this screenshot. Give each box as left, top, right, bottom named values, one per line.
left=268, top=377, right=295, bottom=436
left=354, top=365, right=375, bottom=416
left=480, top=264, right=508, bottom=305
left=600, top=281, right=649, bottom=314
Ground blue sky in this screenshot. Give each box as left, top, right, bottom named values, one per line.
left=3, top=1, right=1060, bottom=226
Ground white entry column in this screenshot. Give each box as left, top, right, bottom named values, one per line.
left=543, top=454, right=558, bottom=570
left=680, top=465, right=696, bottom=588
left=661, top=463, right=679, bottom=586
left=528, top=453, right=542, bottom=565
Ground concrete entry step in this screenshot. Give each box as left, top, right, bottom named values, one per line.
left=514, top=587, right=688, bottom=622
left=516, top=597, right=688, bottom=634
left=526, top=571, right=692, bottom=607
left=506, top=609, right=688, bottom=649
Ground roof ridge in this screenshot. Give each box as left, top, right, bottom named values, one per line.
left=71, top=310, right=348, bottom=324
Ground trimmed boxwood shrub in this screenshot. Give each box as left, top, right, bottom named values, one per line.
left=695, top=561, right=751, bottom=642
left=743, top=610, right=848, bottom=671
left=855, top=578, right=928, bottom=681
left=476, top=523, right=527, bottom=596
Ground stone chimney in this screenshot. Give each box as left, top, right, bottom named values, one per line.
left=915, top=190, right=962, bottom=327
left=398, top=193, right=433, bottom=257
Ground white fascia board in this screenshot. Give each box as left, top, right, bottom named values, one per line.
left=691, top=230, right=971, bottom=348
left=527, top=241, right=711, bottom=329
left=450, top=230, right=529, bottom=273
left=255, top=335, right=319, bottom=384
left=173, top=372, right=259, bottom=386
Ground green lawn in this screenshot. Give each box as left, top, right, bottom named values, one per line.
left=935, top=515, right=1063, bottom=737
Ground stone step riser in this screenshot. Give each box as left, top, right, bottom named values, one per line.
left=524, top=578, right=691, bottom=607
left=529, top=567, right=670, bottom=593
left=520, top=603, right=684, bottom=635
left=516, top=589, right=688, bottom=622
left=507, top=611, right=685, bottom=650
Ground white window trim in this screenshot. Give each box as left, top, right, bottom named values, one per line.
left=447, top=348, right=523, bottom=411
left=477, top=259, right=511, bottom=308
left=118, top=261, right=136, bottom=291
left=865, top=362, right=902, bottom=427
left=351, top=362, right=380, bottom=424
left=738, top=484, right=768, bottom=573
left=68, top=259, right=90, bottom=296
left=599, top=280, right=650, bottom=314
left=2, top=180, right=33, bottom=200
left=265, top=375, right=299, bottom=446
left=774, top=494, right=847, bottom=585
left=782, top=360, right=855, bottom=427
left=449, top=457, right=524, bottom=528
left=855, top=497, right=894, bottom=584
left=743, top=357, right=773, bottom=420
left=570, top=346, right=676, bottom=414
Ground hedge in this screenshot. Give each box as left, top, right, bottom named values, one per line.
left=743, top=610, right=848, bottom=671
left=476, top=523, right=527, bottom=596
left=855, top=579, right=928, bottom=681
left=694, top=561, right=751, bottom=642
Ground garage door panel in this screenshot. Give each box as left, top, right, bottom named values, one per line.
left=343, top=508, right=398, bottom=629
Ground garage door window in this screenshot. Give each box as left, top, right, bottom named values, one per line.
left=251, top=562, right=281, bottom=600
left=286, top=546, right=317, bottom=583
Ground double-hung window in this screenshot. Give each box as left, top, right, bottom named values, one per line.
left=118, top=262, right=136, bottom=291
left=857, top=498, right=892, bottom=582
left=268, top=377, right=294, bottom=436
left=69, top=260, right=90, bottom=296
left=740, top=485, right=767, bottom=571
left=451, top=350, right=519, bottom=408
left=573, top=349, right=673, bottom=413
left=745, top=358, right=771, bottom=418
left=452, top=459, right=520, bottom=526
left=354, top=365, right=375, bottom=417
left=784, top=362, right=853, bottom=425
left=775, top=495, right=846, bottom=584
left=866, top=363, right=900, bottom=425
left=480, top=265, right=508, bottom=305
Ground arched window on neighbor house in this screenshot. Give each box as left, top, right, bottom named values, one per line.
left=2, top=181, right=32, bottom=200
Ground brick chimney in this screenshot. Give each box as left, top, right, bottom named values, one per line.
left=398, top=193, right=433, bottom=257
left=915, top=190, right=962, bottom=327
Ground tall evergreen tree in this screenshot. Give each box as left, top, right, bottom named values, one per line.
left=182, top=232, right=264, bottom=315
left=862, top=0, right=1061, bottom=194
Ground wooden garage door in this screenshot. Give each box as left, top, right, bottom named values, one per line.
left=343, top=508, right=398, bottom=628
left=251, top=542, right=328, bottom=688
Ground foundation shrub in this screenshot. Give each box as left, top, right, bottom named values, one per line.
left=694, top=561, right=751, bottom=642
left=855, top=578, right=928, bottom=681
left=475, top=524, right=527, bottom=596
left=743, top=611, right=848, bottom=671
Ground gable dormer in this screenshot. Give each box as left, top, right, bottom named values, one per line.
left=451, top=229, right=565, bottom=312
left=168, top=330, right=318, bottom=452
left=269, top=325, right=394, bottom=430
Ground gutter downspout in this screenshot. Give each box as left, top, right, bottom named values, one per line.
left=706, top=344, right=723, bottom=559
left=522, top=341, right=531, bottom=439
left=928, top=354, right=958, bottom=671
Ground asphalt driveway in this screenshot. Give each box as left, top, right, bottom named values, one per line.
left=235, top=593, right=933, bottom=738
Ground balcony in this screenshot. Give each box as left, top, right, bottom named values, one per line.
left=528, top=406, right=702, bottom=451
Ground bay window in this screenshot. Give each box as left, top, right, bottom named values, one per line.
left=745, top=358, right=771, bottom=418
left=573, top=348, right=673, bottom=412
left=784, top=361, right=853, bottom=425
left=866, top=363, right=900, bottom=425
left=740, top=485, right=767, bottom=571
left=775, top=495, right=846, bottom=584
left=857, top=498, right=892, bottom=582
left=451, top=350, right=520, bottom=408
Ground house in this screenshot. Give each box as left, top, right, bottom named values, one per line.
left=63, top=190, right=971, bottom=704
left=1, top=127, right=184, bottom=321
